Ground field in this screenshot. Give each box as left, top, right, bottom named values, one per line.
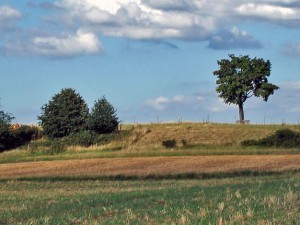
left=1, top=175, right=299, bottom=224
left=1, top=123, right=300, bottom=224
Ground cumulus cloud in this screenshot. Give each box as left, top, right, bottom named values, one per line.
left=144, top=95, right=192, bottom=111
left=4, top=30, right=102, bottom=58
left=3, top=0, right=300, bottom=57
left=236, top=3, right=298, bottom=20
left=141, top=0, right=198, bottom=11
left=143, top=92, right=232, bottom=112
left=208, top=26, right=263, bottom=49
left=0, top=5, right=22, bottom=22
left=142, top=92, right=238, bottom=122
left=54, top=0, right=217, bottom=40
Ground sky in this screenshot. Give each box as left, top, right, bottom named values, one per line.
left=1, top=0, right=300, bottom=125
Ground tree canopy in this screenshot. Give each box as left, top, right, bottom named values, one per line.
left=213, top=54, right=279, bottom=122
left=38, top=88, right=89, bottom=138
left=88, top=96, right=119, bottom=134
left=0, top=106, right=14, bottom=127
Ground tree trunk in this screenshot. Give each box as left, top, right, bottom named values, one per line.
left=238, top=103, right=244, bottom=123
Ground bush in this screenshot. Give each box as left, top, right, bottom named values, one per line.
left=162, top=139, right=177, bottom=149
left=88, top=96, right=119, bottom=134
left=241, top=129, right=300, bottom=148
left=181, top=139, right=188, bottom=147
left=66, top=131, right=97, bottom=147
left=47, top=140, right=66, bottom=155
left=11, top=126, right=41, bottom=147
left=0, top=125, right=13, bottom=151
left=0, top=125, right=41, bottom=151
left=38, top=88, right=89, bottom=138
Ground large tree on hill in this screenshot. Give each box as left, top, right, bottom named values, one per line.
left=38, top=88, right=89, bottom=138
left=213, top=54, right=279, bottom=123
left=88, top=96, right=119, bottom=134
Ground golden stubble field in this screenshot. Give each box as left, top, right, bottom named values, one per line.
left=1, top=155, right=300, bottom=179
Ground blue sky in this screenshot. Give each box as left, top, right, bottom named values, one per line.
left=1, top=0, right=300, bottom=124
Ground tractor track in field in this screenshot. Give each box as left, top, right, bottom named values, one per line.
left=0, top=155, right=300, bottom=179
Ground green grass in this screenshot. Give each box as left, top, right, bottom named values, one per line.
left=1, top=145, right=300, bottom=164
left=2, top=123, right=300, bottom=164
left=1, top=174, right=299, bottom=224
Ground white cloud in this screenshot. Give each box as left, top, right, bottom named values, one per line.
left=55, top=0, right=217, bottom=40
left=3, top=0, right=300, bottom=57
left=144, top=94, right=212, bottom=111
left=50, top=0, right=300, bottom=44
left=236, top=3, right=297, bottom=20
left=208, top=26, right=263, bottom=49
left=0, top=5, right=22, bottom=22
left=5, top=30, right=102, bottom=58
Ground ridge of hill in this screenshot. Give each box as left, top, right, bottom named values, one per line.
left=122, top=123, right=300, bottom=150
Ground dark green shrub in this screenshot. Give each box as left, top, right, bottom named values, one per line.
left=241, top=139, right=259, bottom=147
left=241, top=129, right=300, bottom=148
left=47, top=140, right=66, bottom=155
left=88, top=96, right=119, bottom=134
left=162, top=139, right=177, bottom=149
left=38, top=88, right=89, bottom=138
left=0, top=125, right=13, bottom=151
left=97, top=133, right=113, bottom=145
left=181, top=139, right=188, bottom=147
left=65, top=131, right=97, bottom=147
left=12, top=126, right=41, bottom=147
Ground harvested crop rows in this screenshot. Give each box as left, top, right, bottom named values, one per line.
left=1, top=155, right=300, bottom=179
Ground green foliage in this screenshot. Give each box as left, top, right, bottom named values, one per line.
left=11, top=126, right=41, bottom=148
left=0, top=110, right=14, bottom=126
left=38, top=88, right=89, bottom=138
left=47, top=139, right=67, bottom=155
left=162, top=139, right=177, bottom=148
left=181, top=139, right=188, bottom=147
left=66, top=131, right=98, bottom=147
left=0, top=125, right=40, bottom=151
left=0, top=126, right=12, bottom=151
left=213, top=54, right=279, bottom=121
left=0, top=105, right=14, bottom=151
left=242, top=129, right=300, bottom=148
left=88, top=96, right=119, bottom=134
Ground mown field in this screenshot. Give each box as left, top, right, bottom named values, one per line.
left=1, top=123, right=300, bottom=224
left=1, top=174, right=299, bottom=224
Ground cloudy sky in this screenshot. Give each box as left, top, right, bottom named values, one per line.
left=1, top=0, right=300, bottom=124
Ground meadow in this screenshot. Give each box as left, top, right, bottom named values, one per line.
left=0, top=174, right=299, bottom=224
left=1, top=123, right=300, bottom=224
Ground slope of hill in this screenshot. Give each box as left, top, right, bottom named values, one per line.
left=123, top=123, right=300, bottom=149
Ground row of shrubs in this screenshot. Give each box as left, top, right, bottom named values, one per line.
left=162, top=129, right=300, bottom=149
left=241, top=129, right=300, bottom=148
left=27, top=130, right=128, bottom=154
left=0, top=125, right=41, bottom=151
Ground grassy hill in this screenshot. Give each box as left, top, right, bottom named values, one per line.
left=1, top=122, right=300, bottom=164
left=120, top=122, right=300, bottom=149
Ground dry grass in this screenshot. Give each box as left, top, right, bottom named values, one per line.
left=1, top=155, right=300, bottom=179
left=117, top=123, right=300, bottom=150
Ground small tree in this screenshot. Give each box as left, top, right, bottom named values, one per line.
left=38, top=88, right=89, bottom=138
left=0, top=104, right=14, bottom=151
left=88, top=96, right=119, bottom=134
left=0, top=106, right=14, bottom=126
left=213, top=54, right=279, bottom=122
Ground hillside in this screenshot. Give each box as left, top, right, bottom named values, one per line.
left=120, top=123, right=300, bottom=150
